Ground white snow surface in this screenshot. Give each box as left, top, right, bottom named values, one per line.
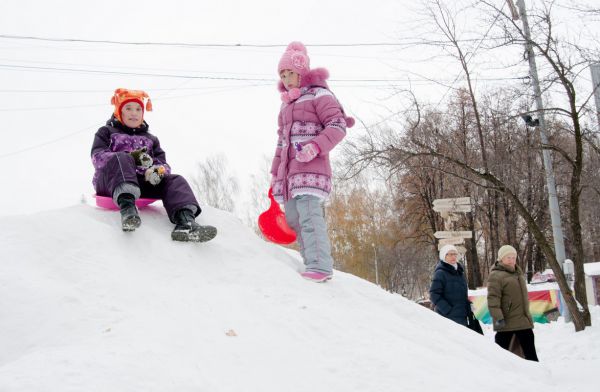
left=0, top=203, right=597, bottom=392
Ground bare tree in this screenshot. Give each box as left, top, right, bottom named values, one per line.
left=242, top=155, right=272, bottom=232
left=191, top=154, right=239, bottom=213
left=340, top=0, right=598, bottom=331
left=478, top=0, right=600, bottom=330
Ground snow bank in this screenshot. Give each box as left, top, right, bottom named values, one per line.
left=0, top=203, right=591, bottom=391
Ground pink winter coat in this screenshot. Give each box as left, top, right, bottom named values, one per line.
left=270, top=68, right=354, bottom=203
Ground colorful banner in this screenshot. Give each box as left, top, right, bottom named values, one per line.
left=469, top=288, right=563, bottom=324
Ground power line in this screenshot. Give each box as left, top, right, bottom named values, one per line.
left=0, top=34, right=506, bottom=48
left=0, top=57, right=274, bottom=77
left=0, top=85, right=270, bottom=159
left=0, top=124, right=95, bottom=159
left=0, top=85, right=271, bottom=93
left=0, top=63, right=275, bottom=81
left=0, top=103, right=106, bottom=112
left=0, top=63, right=526, bottom=83
left=0, top=82, right=273, bottom=112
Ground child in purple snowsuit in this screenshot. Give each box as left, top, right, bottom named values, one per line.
left=271, top=42, right=354, bottom=282
left=91, top=88, right=216, bottom=242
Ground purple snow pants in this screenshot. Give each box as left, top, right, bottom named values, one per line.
left=94, top=152, right=200, bottom=223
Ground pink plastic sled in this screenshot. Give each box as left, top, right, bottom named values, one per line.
left=94, top=194, right=158, bottom=210
left=257, top=188, right=297, bottom=245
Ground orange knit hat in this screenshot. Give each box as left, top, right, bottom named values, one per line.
left=110, top=88, right=153, bottom=123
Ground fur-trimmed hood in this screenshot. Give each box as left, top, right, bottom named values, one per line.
left=277, top=68, right=355, bottom=128
left=277, top=68, right=330, bottom=92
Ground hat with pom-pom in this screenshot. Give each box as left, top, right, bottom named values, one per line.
left=111, top=88, right=153, bottom=123
left=278, top=42, right=310, bottom=76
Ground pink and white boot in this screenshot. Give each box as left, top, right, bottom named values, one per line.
left=300, top=270, right=333, bottom=283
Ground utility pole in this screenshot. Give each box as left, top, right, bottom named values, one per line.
left=509, top=0, right=570, bottom=321
left=590, top=63, right=600, bottom=131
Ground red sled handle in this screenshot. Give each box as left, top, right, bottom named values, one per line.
left=257, top=187, right=297, bottom=244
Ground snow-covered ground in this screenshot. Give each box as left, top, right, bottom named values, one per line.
left=0, top=202, right=597, bottom=391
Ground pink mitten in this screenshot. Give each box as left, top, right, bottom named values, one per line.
left=295, top=142, right=320, bottom=163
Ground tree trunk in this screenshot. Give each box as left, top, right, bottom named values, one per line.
left=525, top=235, right=534, bottom=282
left=569, top=111, right=592, bottom=326
left=483, top=173, right=587, bottom=331
left=466, top=211, right=483, bottom=288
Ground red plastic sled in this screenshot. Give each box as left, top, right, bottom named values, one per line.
left=258, top=188, right=297, bottom=244
left=94, top=194, right=158, bottom=210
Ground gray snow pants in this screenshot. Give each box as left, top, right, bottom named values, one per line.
left=284, top=195, right=333, bottom=274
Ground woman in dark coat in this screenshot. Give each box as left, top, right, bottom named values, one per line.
left=429, top=245, right=471, bottom=326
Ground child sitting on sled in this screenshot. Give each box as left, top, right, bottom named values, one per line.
left=90, top=88, right=216, bottom=242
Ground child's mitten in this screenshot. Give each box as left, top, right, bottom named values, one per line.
left=144, top=165, right=166, bottom=185
left=295, top=142, right=320, bottom=163
left=130, top=147, right=153, bottom=169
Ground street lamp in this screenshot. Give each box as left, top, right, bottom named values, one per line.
left=563, top=258, right=575, bottom=322
left=564, top=259, right=574, bottom=288
left=372, top=242, right=380, bottom=286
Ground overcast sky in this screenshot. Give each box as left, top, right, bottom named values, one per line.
left=0, top=0, right=596, bottom=217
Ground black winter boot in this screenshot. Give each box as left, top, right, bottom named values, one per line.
left=117, top=193, right=141, bottom=232
left=171, top=209, right=217, bottom=242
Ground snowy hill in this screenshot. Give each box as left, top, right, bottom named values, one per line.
left=0, top=203, right=590, bottom=391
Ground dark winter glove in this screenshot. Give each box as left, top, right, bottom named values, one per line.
left=130, top=147, right=153, bottom=169
left=494, top=319, right=506, bottom=329
left=144, top=165, right=165, bottom=186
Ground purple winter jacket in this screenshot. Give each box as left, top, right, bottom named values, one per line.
left=90, top=116, right=171, bottom=187
left=270, top=68, right=354, bottom=203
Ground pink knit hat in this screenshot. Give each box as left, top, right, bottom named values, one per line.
left=278, top=42, right=310, bottom=76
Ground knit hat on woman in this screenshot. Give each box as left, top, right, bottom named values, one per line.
left=278, top=42, right=311, bottom=77
left=111, top=88, right=153, bottom=124
left=439, top=244, right=459, bottom=261
left=497, top=245, right=517, bottom=261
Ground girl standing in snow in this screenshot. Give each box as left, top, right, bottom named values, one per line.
left=91, top=88, right=217, bottom=242
left=270, top=42, right=354, bottom=282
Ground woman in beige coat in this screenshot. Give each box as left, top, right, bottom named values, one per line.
left=487, top=245, right=539, bottom=361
